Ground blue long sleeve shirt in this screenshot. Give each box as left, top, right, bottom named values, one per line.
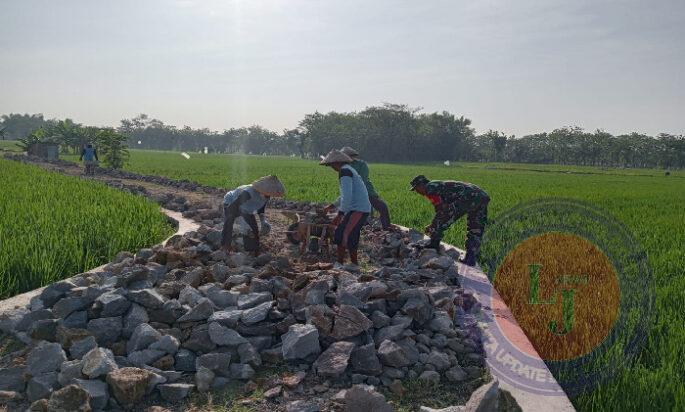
left=335, top=165, right=371, bottom=213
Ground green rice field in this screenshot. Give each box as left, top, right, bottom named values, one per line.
left=0, top=158, right=173, bottom=298
left=101, top=149, right=684, bottom=411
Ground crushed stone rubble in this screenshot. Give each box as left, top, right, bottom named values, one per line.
left=0, top=154, right=510, bottom=412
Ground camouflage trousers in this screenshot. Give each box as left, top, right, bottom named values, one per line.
left=428, top=198, right=489, bottom=262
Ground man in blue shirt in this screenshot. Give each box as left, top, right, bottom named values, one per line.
left=79, top=144, right=98, bottom=175
left=321, top=150, right=371, bottom=267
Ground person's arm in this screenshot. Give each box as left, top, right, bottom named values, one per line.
left=94, top=149, right=99, bottom=161
left=356, top=161, right=370, bottom=183
left=338, top=168, right=354, bottom=214
left=243, top=213, right=260, bottom=255
left=257, top=197, right=270, bottom=235
left=79, top=148, right=85, bottom=161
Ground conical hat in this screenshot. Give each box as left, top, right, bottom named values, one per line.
left=252, top=175, right=285, bottom=197
left=340, top=146, right=359, bottom=157
left=319, top=150, right=353, bottom=165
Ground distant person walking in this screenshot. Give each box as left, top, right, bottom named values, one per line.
left=409, top=175, right=490, bottom=266
left=79, top=144, right=98, bottom=175
left=221, top=175, right=285, bottom=256
left=340, top=146, right=394, bottom=231
left=321, top=150, right=371, bottom=268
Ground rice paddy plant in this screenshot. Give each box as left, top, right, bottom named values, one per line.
left=0, top=158, right=173, bottom=298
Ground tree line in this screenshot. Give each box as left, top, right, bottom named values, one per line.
left=2, top=105, right=684, bottom=169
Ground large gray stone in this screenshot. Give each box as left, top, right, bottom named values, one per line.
left=427, top=350, right=451, bottom=371
left=53, top=296, right=90, bottom=318
left=331, top=305, right=373, bottom=340
left=158, top=383, right=194, bottom=401
left=195, top=366, right=214, bottom=393
left=58, top=360, right=84, bottom=386
left=377, top=340, right=411, bottom=367
left=27, top=372, right=58, bottom=402
left=237, top=343, right=261, bottom=367
left=403, top=297, right=433, bottom=325
left=237, top=292, right=272, bottom=309
left=196, top=353, right=231, bottom=376
left=314, top=341, right=355, bottom=377
left=123, top=304, right=149, bottom=338
left=177, top=298, right=214, bottom=322
left=208, top=310, right=242, bottom=328
left=201, top=284, right=238, bottom=307
left=40, top=280, right=77, bottom=307
left=127, top=349, right=165, bottom=367
left=127, top=323, right=163, bottom=354
left=208, top=322, right=248, bottom=346
left=240, top=301, right=272, bottom=325
left=149, top=335, right=180, bottom=355
left=29, top=318, right=60, bottom=341
left=350, top=343, right=383, bottom=376
left=63, top=310, right=88, bottom=329
left=174, top=349, right=196, bottom=372
left=229, top=363, right=255, bottom=380
left=127, top=289, right=166, bottom=309
left=0, top=366, right=26, bottom=392
left=47, top=384, right=90, bottom=412
left=82, top=347, right=118, bottom=378
left=95, top=292, right=131, bottom=317
left=282, top=323, right=320, bottom=360
left=15, top=309, right=54, bottom=332
left=344, top=384, right=393, bottom=412
left=27, top=341, right=67, bottom=376
left=179, top=286, right=203, bottom=306
left=69, top=336, right=97, bottom=360
left=87, top=316, right=122, bottom=346
left=74, top=378, right=109, bottom=410
left=106, top=367, right=153, bottom=407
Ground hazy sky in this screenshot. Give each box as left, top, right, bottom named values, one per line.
left=1, top=0, right=684, bottom=136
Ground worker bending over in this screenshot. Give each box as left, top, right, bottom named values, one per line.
left=321, top=150, right=371, bottom=268
left=221, top=175, right=285, bottom=256
left=409, top=175, right=490, bottom=266
left=340, top=146, right=394, bottom=231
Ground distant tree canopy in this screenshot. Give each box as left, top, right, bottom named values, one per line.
left=2, top=106, right=684, bottom=169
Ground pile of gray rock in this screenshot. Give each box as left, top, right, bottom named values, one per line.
left=0, top=159, right=488, bottom=411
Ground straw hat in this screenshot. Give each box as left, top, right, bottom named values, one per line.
left=340, top=146, right=359, bottom=157
left=252, top=175, right=286, bottom=197
left=319, top=150, right=353, bottom=165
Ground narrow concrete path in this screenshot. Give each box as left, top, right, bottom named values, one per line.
left=0, top=208, right=199, bottom=316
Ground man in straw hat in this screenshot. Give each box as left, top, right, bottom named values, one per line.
left=340, top=146, right=394, bottom=231
left=221, top=175, right=285, bottom=256
left=409, top=175, right=490, bottom=266
left=320, top=149, right=371, bottom=268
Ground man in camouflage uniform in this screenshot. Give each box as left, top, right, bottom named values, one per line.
left=409, top=175, right=490, bottom=266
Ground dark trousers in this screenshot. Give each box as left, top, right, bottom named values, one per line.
left=431, top=199, right=489, bottom=262
left=369, top=195, right=391, bottom=230
left=334, top=211, right=369, bottom=251
left=221, top=205, right=256, bottom=247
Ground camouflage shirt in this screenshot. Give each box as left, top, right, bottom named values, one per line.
left=423, top=180, right=490, bottom=213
